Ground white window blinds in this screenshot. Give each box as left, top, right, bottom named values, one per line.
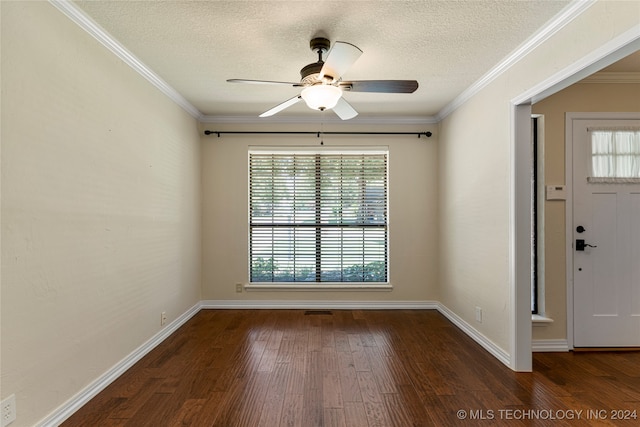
left=249, top=150, right=388, bottom=283
left=590, top=128, right=640, bottom=182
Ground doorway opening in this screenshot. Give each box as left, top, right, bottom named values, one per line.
left=511, top=37, right=640, bottom=370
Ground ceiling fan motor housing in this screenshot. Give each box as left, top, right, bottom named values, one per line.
left=300, top=62, right=329, bottom=85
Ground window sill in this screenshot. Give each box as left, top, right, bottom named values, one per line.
left=245, top=283, right=393, bottom=291
left=532, top=314, right=554, bottom=326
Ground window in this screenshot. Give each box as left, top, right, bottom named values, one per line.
left=249, top=149, right=388, bottom=284
left=589, top=128, right=640, bottom=182
left=532, top=116, right=541, bottom=314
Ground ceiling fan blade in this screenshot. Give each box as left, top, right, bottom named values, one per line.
left=340, top=80, right=419, bottom=93
left=320, top=41, right=363, bottom=81
left=332, top=97, right=358, bottom=121
left=227, top=79, right=301, bottom=87
left=259, top=95, right=302, bottom=118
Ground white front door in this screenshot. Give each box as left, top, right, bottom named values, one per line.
left=572, top=118, right=640, bottom=347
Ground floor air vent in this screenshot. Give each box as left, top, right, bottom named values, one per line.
left=304, top=310, right=333, bottom=315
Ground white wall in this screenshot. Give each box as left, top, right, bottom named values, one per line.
left=2, top=1, right=639, bottom=424
left=438, top=91, right=513, bottom=351
left=438, top=0, right=640, bottom=354
left=200, top=122, right=439, bottom=303
left=1, top=2, right=201, bottom=426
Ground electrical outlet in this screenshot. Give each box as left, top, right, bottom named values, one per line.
left=235, top=283, right=243, bottom=293
left=1, top=394, right=16, bottom=427
left=475, top=306, right=483, bottom=323
left=161, top=312, right=167, bottom=326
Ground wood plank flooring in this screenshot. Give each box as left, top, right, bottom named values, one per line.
left=62, top=310, right=640, bottom=426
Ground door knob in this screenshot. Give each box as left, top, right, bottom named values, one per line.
left=576, top=239, right=597, bottom=251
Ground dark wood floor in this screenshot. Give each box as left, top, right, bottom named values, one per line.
left=63, top=310, right=640, bottom=426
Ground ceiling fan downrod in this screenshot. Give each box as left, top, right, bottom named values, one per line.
left=300, top=37, right=333, bottom=85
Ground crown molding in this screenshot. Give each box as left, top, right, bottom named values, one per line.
left=49, top=0, right=203, bottom=120
left=579, top=71, right=640, bottom=84
left=50, top=0, right=600, bottom=126
left=199, top=114, right=439, bottom=125
left=436, top=0, right=597, bottom=121
left=512, top=24, right=640, bottom=105
left=48, top=0, right=436, bottom=126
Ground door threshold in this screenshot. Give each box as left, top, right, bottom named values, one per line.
left=573, top=347, right=640, bottom=352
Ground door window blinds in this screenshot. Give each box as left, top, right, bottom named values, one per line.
left=249, top=150, right=388, bottom=283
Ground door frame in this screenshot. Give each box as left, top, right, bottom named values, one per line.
left=565, top=112, right=640, bottom=349
left=510, top=28, right=639, bottom=370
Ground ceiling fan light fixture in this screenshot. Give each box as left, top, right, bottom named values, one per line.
left=301, top=84, right=342, bottom=111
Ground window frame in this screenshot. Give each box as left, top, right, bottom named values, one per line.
left=246, top=146, right=391, bottom=291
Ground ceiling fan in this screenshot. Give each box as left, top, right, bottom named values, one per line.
left=227, top=37, right=419, bottom=120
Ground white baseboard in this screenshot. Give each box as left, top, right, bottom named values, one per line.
left=37, top=302, right=202, bottom=427
left=532, top=339, right=570, bottom=352
left=435, top=303, right=512, bottom=367
left=200, top=299, right=439, bottom=310
left=40, top=299, right=518, bottom=426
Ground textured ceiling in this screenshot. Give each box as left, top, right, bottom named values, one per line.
left=74, top=0, right=575, bottom=121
